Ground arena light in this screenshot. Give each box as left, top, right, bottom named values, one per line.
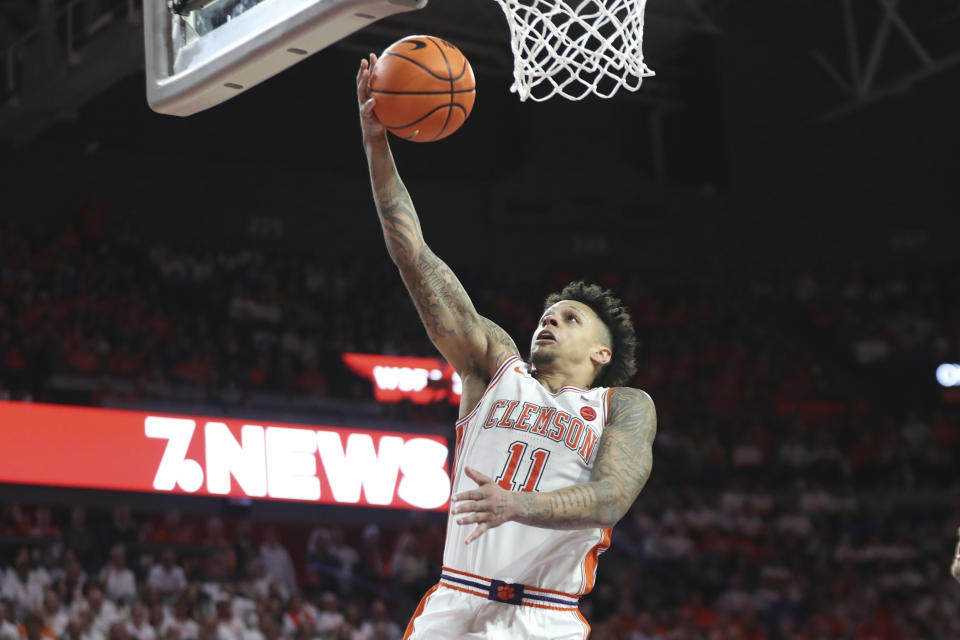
left=0, top=401, right=449, bottom=510
left=936, top=363, right=960, bottom=387
left=342, top=353, right=462, bottom=405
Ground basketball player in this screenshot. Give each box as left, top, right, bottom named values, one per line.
left=357, top=54, right=657, bottom=639
left=952, top=527, right=960, bottom=582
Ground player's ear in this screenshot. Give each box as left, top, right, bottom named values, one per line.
left=591, top=345, right=612, bottom=368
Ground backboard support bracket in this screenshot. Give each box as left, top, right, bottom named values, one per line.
left=145, top=0, right=428, bottom=117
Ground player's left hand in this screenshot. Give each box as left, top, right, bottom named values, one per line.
left=451, top=466, right=517, bottom=544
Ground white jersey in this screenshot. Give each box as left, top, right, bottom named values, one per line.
left=444, top=354, right=613, bottom=597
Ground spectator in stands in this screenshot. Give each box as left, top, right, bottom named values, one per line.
left=239, top=561, right=271, bottom=602
left=305, top=529, right=341, bottom=593
left=1, top=505, right=32, bottom=537
left=152, top=512, right=193, bottom=547
left=200, top=518, right=235, bottom=581
left=327, top=530, right=359, bottom=589
left=74, top=584, right=119, bottom=639
left=335, top=603, right=364, bottom=640
left=18, top=611, right=54, bottom=640
left=232, top=524, right=258, bottom=579
left=358, top=601, right=399, bottom=640
left=1, top=554, right=43, bottom=615
left=30, top=509, right=59, bottom=539
left=72, top=608, right=100, bottom=640
left=146, top=605, right=165, bottom=638
left=40, top=590, right=69, bottom=637
left=356, top=527, right=385, bottom=586
left=62, top=508, right=98, bottom=570
left=387, top=536, right=427, bottom=597
left=107, top=621, right=130, bottom=640
left=314, top=593, right=343, bottom=638
left=56, top=551, right=87, bottom=609
left=161, top=597, right=198, bottom=640
left=212, top=597, right=244, bottom=640
left=146, top=551, right=187, bottom=600
left=280, top=596, right=316, bottom=637
left=259, top=529, right=296, bottom=597
left=101, top=507, right=138, bottom=551
left=123, top=603, right=155, bottom=640
left=0, top=602, right=18, bottom=640
left=100, top=546, right=136, bottom=604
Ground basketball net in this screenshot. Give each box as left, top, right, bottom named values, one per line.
left=491, top=0, right=655, bottom=101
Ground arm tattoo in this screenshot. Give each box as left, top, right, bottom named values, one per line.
left=402, top=248, right=477, bottom=342
left=370, top=152, right=424, bottom=268
left=511, top=388, right=656, bottom=530
left=379, top=197, right=422, bottom=266
left=366, top=138, right=498, bottom=375
left=480, top=316, right=519, bottom=369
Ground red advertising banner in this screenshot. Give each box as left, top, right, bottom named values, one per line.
left=342, top=353, right=462, bottom=405
left=0, top=401, right=450, bottom=510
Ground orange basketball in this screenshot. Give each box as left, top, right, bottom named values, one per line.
left=369, top=35, right=476, bottom=142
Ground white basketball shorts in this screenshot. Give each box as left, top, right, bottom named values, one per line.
left=403, top=574, right=591, bottom=640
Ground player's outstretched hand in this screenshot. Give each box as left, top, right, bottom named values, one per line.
left=451, top=466, right=517, bottom=544
left=357, top=54, right=386, bottom=140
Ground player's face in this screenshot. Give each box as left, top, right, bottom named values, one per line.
left=530, top=300, right=609, bottom=369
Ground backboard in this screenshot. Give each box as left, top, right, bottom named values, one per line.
left=144, top=0, right=428, bottom=116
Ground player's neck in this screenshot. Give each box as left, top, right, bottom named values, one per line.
left=532, top=367, right=593, bottom=393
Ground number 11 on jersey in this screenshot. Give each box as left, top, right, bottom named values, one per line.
left=495, top=441, right=551, bottom=493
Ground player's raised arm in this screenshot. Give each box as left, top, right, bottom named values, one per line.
left=356, top=55, right=517, bottom=378
left=451, top=387, right=656, bottom=540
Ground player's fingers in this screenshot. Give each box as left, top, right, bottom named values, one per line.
left=358, top=72, right=371, bottom=101
left=452, top=489, right=484, bottom=502
left=456, top=513, right=488, bottom=526
left=462, top=499, right=489, bottom=513
left=451, top=500, right=480, bottom=515
left=464, top=466, right=493, bottom=485
left=465, top=523, right=490, bottom=545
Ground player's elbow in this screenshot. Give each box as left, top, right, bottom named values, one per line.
left=391, top=246, right=418, bottom=272
left=594, top=504, right=627, bottom=529
left=593, top=486, right=630, bottom=529
left=952, top=559, right=960, bottom=582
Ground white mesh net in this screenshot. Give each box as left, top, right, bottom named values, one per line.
left=491, top=0, right=655, bottom=101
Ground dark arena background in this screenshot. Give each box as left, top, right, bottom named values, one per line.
left=1, top=1, right=959, bottom=639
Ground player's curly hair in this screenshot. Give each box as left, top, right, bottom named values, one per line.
left=543, top=281, right=638, bottom=388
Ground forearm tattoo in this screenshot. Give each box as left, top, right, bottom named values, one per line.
left=368, top=145, right=487, bottom=358
left=404, top=249, right=477, bottom=341
left=512, top=388, right=656, bottom=530
left=372, top=163, right=423, bottom=268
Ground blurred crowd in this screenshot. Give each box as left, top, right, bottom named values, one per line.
left=0, top=505, right=433, bottom=640
left=1, top=211, right=959, bottom=640
left=1, top=215, right=957, bottom=421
